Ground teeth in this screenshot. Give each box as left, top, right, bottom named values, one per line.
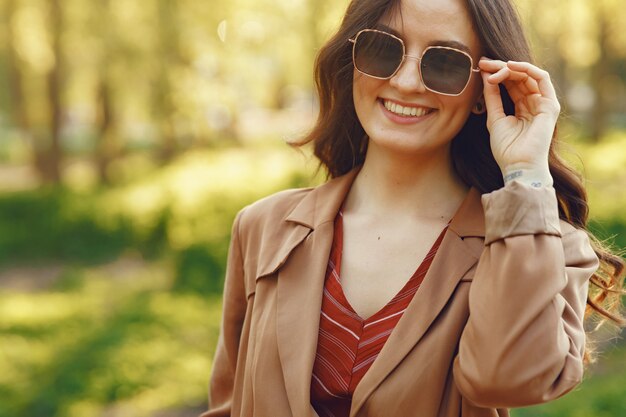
left=383, top=100, right=432, bottom=117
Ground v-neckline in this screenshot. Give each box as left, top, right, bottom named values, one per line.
left=330, top=207, right=449, bottom=323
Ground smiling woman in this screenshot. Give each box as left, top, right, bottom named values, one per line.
left=199, top=0, right=626, bottom=416
left=352, top=2, right=484, bottom=161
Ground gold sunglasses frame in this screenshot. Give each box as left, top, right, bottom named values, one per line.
left=348, top=28, right=481, bottom=97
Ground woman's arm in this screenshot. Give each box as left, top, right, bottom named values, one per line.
left=452, top=180, right=599, bottom=408
left=200, top=209, right=248, bottom=417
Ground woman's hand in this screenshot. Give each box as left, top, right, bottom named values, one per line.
left=478, top=58, right=559, bottom=187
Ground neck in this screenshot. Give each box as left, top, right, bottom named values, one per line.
left=345, top=141, right=470, bottom=221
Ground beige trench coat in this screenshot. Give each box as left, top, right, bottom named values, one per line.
left=200, top=166, right=599, bottom=417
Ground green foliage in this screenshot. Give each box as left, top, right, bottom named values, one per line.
left=0, top=188, right=131, bottom=265
left=511, top=344, right=626, bottom=417
left=0, top=188, right=164, bottom=266
left=0, top=272, right=221, bottom=417
left=173, top=243, right=227, bottom=295
left=0, top=146, right=321, bottom=291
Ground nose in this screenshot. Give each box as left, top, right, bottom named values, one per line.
left=388, top=54, right=427, bottom=94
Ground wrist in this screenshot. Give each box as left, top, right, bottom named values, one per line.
left=502, top=166, right=553, bottom=188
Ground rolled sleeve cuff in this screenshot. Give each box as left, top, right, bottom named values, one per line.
left=481, top=180, right=562, bottom=245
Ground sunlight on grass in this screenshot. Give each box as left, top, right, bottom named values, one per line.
left=511, top=344, right=626, bottom=417
left=95, top=145, right=322, bottom=251
left=0, top=293, right=85, bottom=325
left=0, top=262, right=222, bottom=417
left=63, top=159, right=100, bottom=192
left=567, top=131, right=626, bottom=221
left=102, top=147, right=312, bottom=221
left=582, top=132, right=626, bottom=178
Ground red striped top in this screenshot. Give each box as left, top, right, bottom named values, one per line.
left=310, top=207, right=448, bottom=417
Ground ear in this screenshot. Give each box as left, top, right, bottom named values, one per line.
left=471, top=95, right=486, bottom=115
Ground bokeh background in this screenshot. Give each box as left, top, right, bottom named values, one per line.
left=0, top=0, right=624, bottom=416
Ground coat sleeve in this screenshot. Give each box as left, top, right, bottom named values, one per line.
left=200, top=208, right=248, bottom=417
left=452, top=180, right=600, bottom=409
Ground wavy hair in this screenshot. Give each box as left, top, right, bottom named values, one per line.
left=291, top=0, right=626, bottom=366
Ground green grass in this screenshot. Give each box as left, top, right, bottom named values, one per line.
left=0, top=262, right=223, bottom=417
left=512, top=343, right=626, bottom=417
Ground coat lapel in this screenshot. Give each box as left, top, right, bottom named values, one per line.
left=267, top=167, right=486, bottom=417
left=274, top=168, right=361, bottom=417
left=350, top=189, right=485, bottom=417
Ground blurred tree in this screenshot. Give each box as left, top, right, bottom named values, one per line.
left=95, top=70, right=119, bottom=185
left=589, top=1, right=610, bottom=142
left=42, top=0, right=64, bottom=183
left=153, top=0, right=184, bottom=162
left=93, top=0, right=121, bottom=185
left=1, top=0, right=625, bottom=189
left=3, top=0, right=29, bottom=141
left=521, top=0, right=626, bottom=141
left=3, top=0, right=65, bottom=184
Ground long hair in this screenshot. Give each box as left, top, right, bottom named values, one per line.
left=291, top=0, right=626, bottom=366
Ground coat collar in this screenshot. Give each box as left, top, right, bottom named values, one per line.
left=285, top=165, right=486, bottom=238
left=268, top=166, right=487, bottom=417
left=284, top=167, right=359, bottom=229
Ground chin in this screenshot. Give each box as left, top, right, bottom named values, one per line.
left=367, top=133, right=443, bottom=157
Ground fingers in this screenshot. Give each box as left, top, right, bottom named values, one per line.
left=478, top=58, right=560, bottom=116
left=480, top=70, right=505, bottom=127
left=479, top=59, right=539, bottom=94
left=502, top=81, right=529, bottom=106
left=506, top=60, right=558, bottom=103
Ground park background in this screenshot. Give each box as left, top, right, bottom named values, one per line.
left=0, top=0, right=624, bottom=416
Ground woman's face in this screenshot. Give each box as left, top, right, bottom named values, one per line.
left=353, top=0, right=483, bottom=157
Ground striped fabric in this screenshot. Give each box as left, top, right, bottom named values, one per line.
left=310, top=207, right=448, bottom=417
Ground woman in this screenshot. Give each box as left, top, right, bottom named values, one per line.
left=200, top=0, right=625, bottom=416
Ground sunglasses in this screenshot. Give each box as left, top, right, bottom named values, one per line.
left=348, top=29, right=481, bottom=96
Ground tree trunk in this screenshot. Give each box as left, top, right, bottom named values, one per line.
left=154, top=0, right=181, bottom=163
left=590, top=3, right=610, bottom=143
left=35, top=0, right=64, bottom=183
left=4, top=0, right=35, bottom=164
left=95, top=77, right=118, bottom=185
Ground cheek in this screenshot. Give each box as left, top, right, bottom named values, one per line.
left=352, top=71, right=367, bottom=104
left=353, top=71, right=385, bottom=113
left=438, top=95, right=477, bottom=134
left=445, top=80, right=483, bottom=117
left=352, top=72, right=369, bottom=118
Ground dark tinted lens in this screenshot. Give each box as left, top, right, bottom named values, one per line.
left=421, top=48, right=472, bottom=95
left=353, top=31, right=403, bottom=78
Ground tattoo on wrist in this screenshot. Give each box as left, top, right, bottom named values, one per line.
left=503, top=170, right=523, bottom=183
left=503, top=169, right=549, bottom=188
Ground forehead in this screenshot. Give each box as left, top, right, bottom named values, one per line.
left=380, top=0, right=481, bottom=55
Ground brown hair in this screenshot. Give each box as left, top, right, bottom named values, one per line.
left=291, top=0, right=626, bottom=365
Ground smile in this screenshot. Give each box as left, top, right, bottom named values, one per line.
left=382, top=99, right=435, bottom=117
left=379, top=99, right=437, bottom=125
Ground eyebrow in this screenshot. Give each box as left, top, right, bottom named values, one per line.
left=373, top=23, right=472, bottom=55
left=428, top=40, right=472, bottom=55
